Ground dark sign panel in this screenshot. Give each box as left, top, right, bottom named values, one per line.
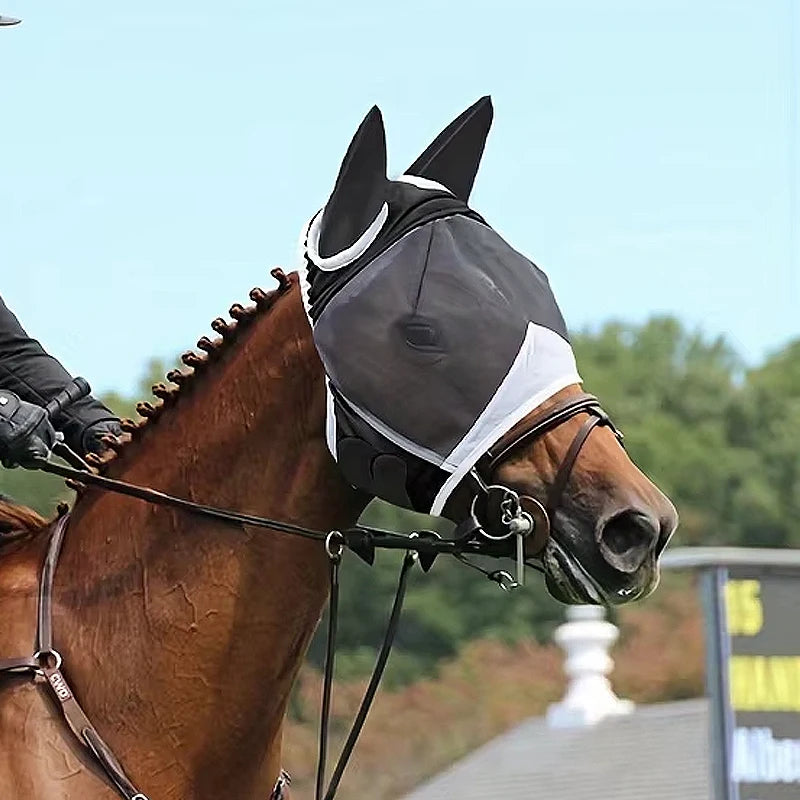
left=708, top=566, right=800, bottom=800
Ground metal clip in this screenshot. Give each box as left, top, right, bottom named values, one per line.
left=499, top=491, right=521, bottom=527
left=324, top=530, right=344, bottom=562
left=488, top=570, right=519, bottom=592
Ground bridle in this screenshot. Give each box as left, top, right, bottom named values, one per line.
left=456, top=391, right=624, bottom=587
left=0, top=381, right=621, bottom=800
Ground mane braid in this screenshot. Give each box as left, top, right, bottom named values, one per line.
left=72, top=269, right=296, bottom=485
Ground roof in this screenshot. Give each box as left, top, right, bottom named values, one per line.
left=401, top=699, right=711, bottom=800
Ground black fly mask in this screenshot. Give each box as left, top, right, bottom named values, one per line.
left=299, top=98, right=582, bottom=516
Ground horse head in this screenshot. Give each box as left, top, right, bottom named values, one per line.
left=299, top=96, right=678, bottom=606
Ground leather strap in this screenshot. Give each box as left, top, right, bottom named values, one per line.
left=483, top=392, right=619, bottom=472
left=471, top=392, right=623, bottom=556
left=544, top=414, right=602, bottom=521
left=36, top=513, right=69, bottom=653
left=319, top=552, right=416, bottom=800
left=0, top=515, right=152, bottom=800
left=0, top=656, right=39, bottom=674
left=39, top=658, right=148, bottom=800
left=0, top=515, right=71, bottom=682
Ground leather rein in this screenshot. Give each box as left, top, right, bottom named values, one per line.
left=0, top=385, right=619, bottom=800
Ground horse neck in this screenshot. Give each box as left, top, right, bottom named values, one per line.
left=56, top=280, right=367, bottom=798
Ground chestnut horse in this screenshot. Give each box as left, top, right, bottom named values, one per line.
left=0, top=269, right=676, bottom=799
left=0, top=100, right=678, bottom=800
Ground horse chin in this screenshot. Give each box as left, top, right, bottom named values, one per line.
left=541, top=538, right=659, bottom=606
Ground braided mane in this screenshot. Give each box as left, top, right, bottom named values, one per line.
left=78, top=268, right=296, bottom=476
left=0, top=268, right=295, bottom=532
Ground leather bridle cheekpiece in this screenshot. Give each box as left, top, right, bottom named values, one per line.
left=0, top=381, right=620, bottom=800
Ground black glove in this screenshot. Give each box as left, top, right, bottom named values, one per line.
left=0, top=390, right=57, bottom=468
left=81, top=418, right=123, bottom=456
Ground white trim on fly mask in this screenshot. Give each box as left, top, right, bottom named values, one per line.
left=328, top=386, right=448, bottom=468
left=305, top=203, right=389, bottom=272
left=296, top=219, right=315, bottom=324
left=395, top=174, right=454, bottom=194
left=295, top=220, right=338, bottom=453
left=325, top=379, right=337, bottom=457
left=429, top=322, right=582, bottom=515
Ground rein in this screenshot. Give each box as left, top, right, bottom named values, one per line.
left=0, top=382, right=620, bottom=800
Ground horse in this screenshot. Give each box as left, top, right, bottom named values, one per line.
left=0, top=99, right=677, bottom=800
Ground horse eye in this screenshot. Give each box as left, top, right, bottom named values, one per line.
left=402, top=319, right=442, bottom=351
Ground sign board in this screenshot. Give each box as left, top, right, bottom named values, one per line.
left=704, top=566, right=800, bottom=800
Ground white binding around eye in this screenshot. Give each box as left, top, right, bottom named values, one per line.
left=305, top=202, right=389, bottom=272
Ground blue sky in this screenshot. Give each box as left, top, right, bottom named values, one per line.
left=1, top=0, right=797, bottom=394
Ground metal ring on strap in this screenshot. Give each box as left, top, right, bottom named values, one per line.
left=325, top=530, right=344, bottom=560
left=469, top=487, right=526, bottom=541
left=33, top=648, right=62, bottom=671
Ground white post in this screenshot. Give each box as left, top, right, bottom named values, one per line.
left=546, top=605, right=633, bottom=728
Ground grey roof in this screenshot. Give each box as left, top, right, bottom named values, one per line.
left=401, top=699, right=711, bottom=800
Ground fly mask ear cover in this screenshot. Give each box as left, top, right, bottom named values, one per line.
left=299, top=99, right=582, bottom=515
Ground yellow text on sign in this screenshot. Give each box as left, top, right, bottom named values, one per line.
left=725, top=579, right=763, bottom=636
left=729, top=656, right=800, bottom=712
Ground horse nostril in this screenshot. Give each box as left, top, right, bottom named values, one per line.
left=597, top=510, right=659, bottom=574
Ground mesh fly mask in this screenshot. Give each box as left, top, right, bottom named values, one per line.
left=299, top=98, right=588, bottom=520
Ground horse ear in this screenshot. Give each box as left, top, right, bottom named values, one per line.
left=405, top=96, right=493, bottom=202
left=318, top=106, right=388, bottom=259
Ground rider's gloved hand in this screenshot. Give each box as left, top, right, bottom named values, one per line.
left=0, top=390, right=57, bottom=468
left=81, top=418, right=123, bottom=455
